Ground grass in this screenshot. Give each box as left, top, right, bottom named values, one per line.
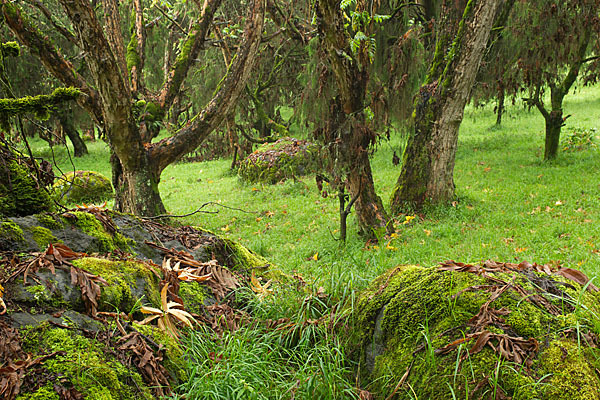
left=24, top=83, right=600, bottom=398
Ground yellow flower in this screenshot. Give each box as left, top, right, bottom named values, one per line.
left=403, top=215, right=416, bottom=225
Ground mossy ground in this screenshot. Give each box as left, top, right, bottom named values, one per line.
left=19, top=323, right=153, bottom=400
left=70, top=211, right=131, bottom=253
left=238, top=138, right=321, bottom=184
left=353, top=265, right=600, bottom=399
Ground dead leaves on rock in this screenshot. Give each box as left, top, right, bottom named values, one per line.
left=0, top=352, right=65, bottom=400
left=429, top=259, right=599, bottom=382
left=440, top=259, right=598, bottom=292
left=117, top=332, right=171, bottom=397
left=69, top=264, right=107, bottom=317
left=148, top=242, right=240, bottom=300
left=140, top=283, right=197, bottom=338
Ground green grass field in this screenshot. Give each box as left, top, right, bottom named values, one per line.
left=27, top=84, right=600, bottom=399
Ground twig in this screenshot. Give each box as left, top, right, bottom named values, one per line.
left=140, top=202, right=257, bottom=220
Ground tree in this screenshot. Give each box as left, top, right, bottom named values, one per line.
left=390, top=0, right=509, bottom=212
left=2, top=0, right=265, bottom=216
left=313, top=0, right=393, bottom=238
left=508, top=0, right=600, bottom=160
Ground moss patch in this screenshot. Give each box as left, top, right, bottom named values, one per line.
left=27, top=226, right=60, bottom=249
left=72, top=257, right=160, bottom=312
left=69, top=212, right=130, bottom=253
left=0, top=146, right=53, bottom=217
left=19, top=323, right=153, bottom=400
left=0, top=219, right=25, bottom=242
left=53, top=170, right=113, bottom=205
left=35, top=213, right=65, bottom=230
left=238, top=137, right=321, bottom=184
left=353, top=265, right=600, bottom=399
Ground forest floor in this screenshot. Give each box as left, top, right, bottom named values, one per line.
left=28, top=84, right=600, bottom=399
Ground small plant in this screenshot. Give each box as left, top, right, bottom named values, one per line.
left=139, top=283, right=197, bottom=338
left=561, top=127, right=597, bottom=152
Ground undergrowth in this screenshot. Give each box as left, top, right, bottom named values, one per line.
left=24, top=84, right=600, bottom=398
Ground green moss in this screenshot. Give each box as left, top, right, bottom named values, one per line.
left=238, top=138, right=321, bottom=184
left=53, top=170, right=113, bottom=205
left=19, top=323, right=153, bottom=400
left=132, top=322, right=187, bottom=382
left=126, top=34, right=140, bottom=72
left=353, top=265, right=600, bottom=399
left=0, top=87, right=81, bottom=122
left=0, top=150, right=53, bottom=217
left=15, top=383, right=59, bottom=400
left=1, top=41, right=20, bottom=57
left=35, top=213, right=65, bottom=230
left=539, top=340, right=600, bottom=399
left=0, top=219, right=25, bottom=242
left=69, top=211, right=130, bottom=253
left=27, top=226, right=60, bottom=249
left=72, top=257, right=160, bottom=312
left=179, top=281, right=207, bottom=314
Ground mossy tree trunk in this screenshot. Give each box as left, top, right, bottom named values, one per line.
left=390, top=0, right=507, bottom=213
left=2, top=0, right=265, bottom=217
left=315, top=0, right=392, bottom=237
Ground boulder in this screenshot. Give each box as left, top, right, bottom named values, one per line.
left=352, top=262, right=600, bottom=399
left=0, top=209, right=273, bottom=399
left=53, top=170, right=113, bottom=205
left=238, top=137, right=320, bottom=183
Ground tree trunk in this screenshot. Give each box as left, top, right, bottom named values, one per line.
left=111, top=152, right=166, bottom=216
left=315, top=0, right=392, bottom=238
left=347, top=149, right=390, bottom=235
left=496, top=88, right=504, bottom=125
left=544, top=110, right=562, bottom=160
left=57, top=109, right=88, bottom=157
left=391, top=0, right=506, bottom=213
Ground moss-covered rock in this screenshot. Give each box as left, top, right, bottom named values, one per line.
left=0, top=144, right=53, bottom=217
left=53, top=170, right=113, bottom=205
left=19, top=323, right=154, bottom=400
left=352, top=265, right=600, bottom=399
left=238, top=137, right=321, bottom=184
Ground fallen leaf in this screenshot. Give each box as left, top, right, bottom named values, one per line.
left=423, top=229, right=431, bottom=236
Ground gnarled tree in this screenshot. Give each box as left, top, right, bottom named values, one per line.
left=2, top=0, right=265, bottom=215
left=314, top=0, right=393, bottom=238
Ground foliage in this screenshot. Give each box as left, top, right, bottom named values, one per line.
left=561, top=127, right=598, bottom=152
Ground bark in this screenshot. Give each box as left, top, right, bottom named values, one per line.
left=496, top=88, right=504, bottom=125
left=315, top=0, right=392, bottom=237
left=130, top=0, right=146, bottom=93
left=391, top=0, right=507, bottom=212
left=102, top=0, right=128, bottom=84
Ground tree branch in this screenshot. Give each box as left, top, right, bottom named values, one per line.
left=157, top=0, right=223, bottom=112
left=102, top=0, right=129, bottom=87
left=150, top=0, right=265, bottom=174
left=25, top=0, right=78, bottom=46
left=130, top=0, right=147, bottom=94
left=1, top=1, right=103, bottom=124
